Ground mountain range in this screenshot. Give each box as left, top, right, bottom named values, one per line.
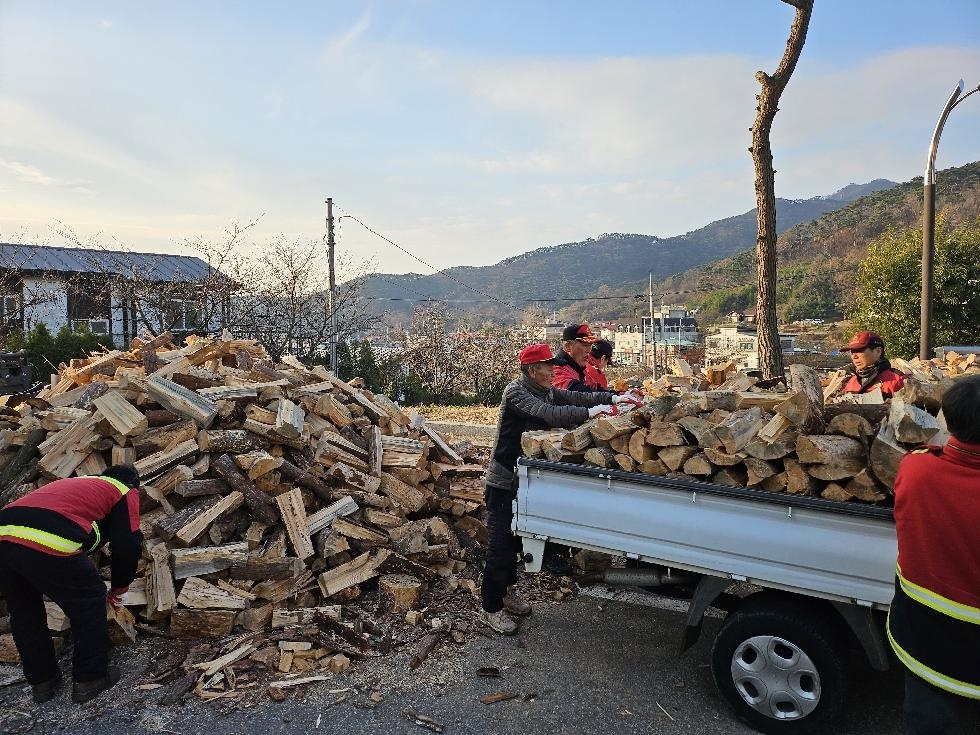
left=360, top=179, right=896, bottom=326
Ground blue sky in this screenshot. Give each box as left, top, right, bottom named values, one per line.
left=1, top=1, right=979, bottom=278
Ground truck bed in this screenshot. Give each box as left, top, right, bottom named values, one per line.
left=515, top=458, right=897, bottom=608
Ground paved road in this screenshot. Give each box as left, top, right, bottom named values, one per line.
left=1, top=586, right=919, bottom=735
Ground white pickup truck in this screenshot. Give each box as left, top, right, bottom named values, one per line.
left=514, top=457, right=897, bottom=735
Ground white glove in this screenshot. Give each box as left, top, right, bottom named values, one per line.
left=612, top=394, right=643, bottom=408
left=588, top=404, right=616, bottom=418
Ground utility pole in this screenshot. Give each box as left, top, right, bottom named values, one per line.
left=326, top=198, right=338, bottom=373
left=649, top=273, right=656, bottom=378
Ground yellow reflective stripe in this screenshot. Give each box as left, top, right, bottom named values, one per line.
left=0, top=524, right=82, bottom=553
left=87, top=521, right=101, bottom=552
left=887, top=615, right=980, bottom=700
left=95, top=476, right=130, bottom=495
left=897, top=564, right=980, bottom=625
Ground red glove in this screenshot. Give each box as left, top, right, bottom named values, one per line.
left=107, top=587, right=128, bottom=611
left=613, top=394, right=643, bottom=409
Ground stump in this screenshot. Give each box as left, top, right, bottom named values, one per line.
left=379, top=574, right=424, bottom=612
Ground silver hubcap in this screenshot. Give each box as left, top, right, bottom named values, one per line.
left=729, top=635, right=821, bottom=721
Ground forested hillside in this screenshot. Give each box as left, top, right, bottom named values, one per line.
left=661, top=161, right=980, bottom=325
left=360, top=179, right=895, bottom=325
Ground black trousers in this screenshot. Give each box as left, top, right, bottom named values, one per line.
left=0, top=542, right=109, bottom=684
left=904, top=671, right=978, bottom=735
left=480, top=484, right=522, bottom=613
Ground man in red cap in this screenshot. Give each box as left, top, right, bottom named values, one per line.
left=553, top=323, right=614, bottom=395
left=841, top=331, right=906, bottom=398
left=480, top=343, right=614, bottom=635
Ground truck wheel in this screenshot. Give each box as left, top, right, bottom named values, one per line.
left=710, top=599, right=846, bottom=734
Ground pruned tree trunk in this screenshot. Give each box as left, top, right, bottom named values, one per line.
left=751, top=0, right=813, bottom=379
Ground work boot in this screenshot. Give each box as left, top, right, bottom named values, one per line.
left=502, top=590, right=532, bottom=616
left=31, top=671, right=62, bottom=704
left=480, top=609, right=519, bottom=635
left=72, top=666, right=120, bottom=704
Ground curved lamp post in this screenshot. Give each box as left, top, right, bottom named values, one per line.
left=920, top=79, right=980, bottom=359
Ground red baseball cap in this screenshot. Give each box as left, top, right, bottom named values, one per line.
left=843, top=331, right=885, bottom=352
left=519, top=343, right=559, bottom=365
left=562, top=323, right=599, bottom=343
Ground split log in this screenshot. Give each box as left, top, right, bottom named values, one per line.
left=171, top=542, right=249, bottom=580
left=657, top=445, right=699, bottom=472
left=614, top=454, right=636, bottom=472
left=637, top=458, right=669, bottom=475
left=176, top=577, right=247, bottom=610
left=229, top=556, right=305, bottom=581
left=584, top=446, right=617, bottom=468
left=628, top=429, right=656, bottom=463
left=275, top=398, right=305, bottom=440
left=133, top=439, right=199, bottom=480
left=327, top=462, right=382, bottom=494
left=703, top=447, right=745, bottom=467
left=682, top=453, right=715, bottom=476
left=760, top=471, right=788, bottom=493
left=744, top=436, right=795, bottom=460
left=145, top=375, right=218, bottom=428
left=170, top=609, right=236, bottom=638
left=795, top=435, right=866, bottom=465
left=820, top=483, right=854, bottom=503
left=213, top=453, right=279, bottom=525
left=317, top=549, right=390, bottom=597
left=645, top=419, right=688, bottom=447
left=379, top=574, right=424, bottom=612
left=378, top=471, right=428, bottom=514
left=92, top=392, right=148, bottom=437
left=869, top=423, right=906, bottom=492
left=788, top=364, right=825, bottom=434
left=133, top=419, right=198, bottom=459
left=712, top=467, right=747, bottom=487
left=173, top=478, right=230, bottom=498
left=234, top=450, right=282, bottom=480
left=307, top=496, right=359, bottom=535
left=784, top=458, right=820, bottom=496
left=561, top=423, right=596, bottom=452
left=826, top=413, right=875, bottom=442
left=887, top=398, right=940, bottom=445
left=197, top=429, right=267, bottom=454
left=275, top=488, right=315, bottom=559
left=714, top=408, right=765, bottom=454
left=844, top=469, right=888, bottom=503
left=590, top=413, right=639, bottom=442
left=806, top=459, right=866, bottom=482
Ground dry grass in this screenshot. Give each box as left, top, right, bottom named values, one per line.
left=413, top=404, right=499, bottom=425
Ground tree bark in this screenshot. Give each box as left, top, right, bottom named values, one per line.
left=751, top=0, right=813, bottom=379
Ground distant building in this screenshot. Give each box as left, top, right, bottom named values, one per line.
left=0, top=243, right=227, bottom=347
left=705, top=324, right=797, bottom=370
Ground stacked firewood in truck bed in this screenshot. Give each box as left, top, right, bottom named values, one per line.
left=525, top=353, right=980, bottom=506
left=0, top=332, right=491, bottom=700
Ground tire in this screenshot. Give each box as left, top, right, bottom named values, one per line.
left=710, top=596, right=846, bottom=734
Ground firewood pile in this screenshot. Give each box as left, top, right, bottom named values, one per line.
left=525, top=353, right=980, bottom=506
left=0, top=332, right=500, bottom=702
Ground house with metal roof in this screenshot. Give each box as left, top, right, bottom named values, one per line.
left=0, top=243, right=230, bottom=347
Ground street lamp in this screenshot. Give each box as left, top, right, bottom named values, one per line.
left=920, top=79, right=980, bottom=359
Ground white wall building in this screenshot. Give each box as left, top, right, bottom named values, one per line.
left=705, top=325, right=797, bottom=370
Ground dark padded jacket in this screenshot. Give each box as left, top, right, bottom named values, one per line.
left=485, top=375, right=608, bottom=491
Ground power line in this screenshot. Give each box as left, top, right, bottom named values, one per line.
left=334, top=207, right=523, bottom=312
